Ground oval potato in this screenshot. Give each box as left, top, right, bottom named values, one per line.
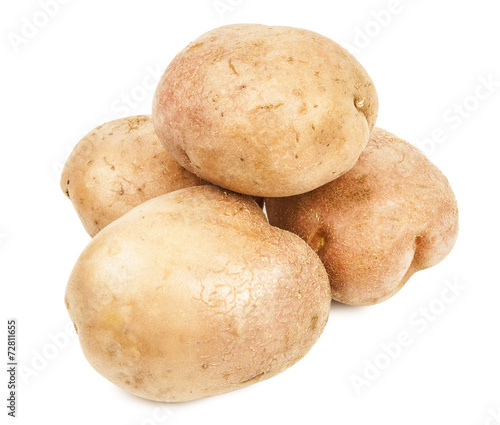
left=61, top=115, right=207, bottom=236
left=265, top=128, right=459, bottom=305
left=65, top=186, right=331, bottom=401
left=153, top=24, right=378, bottom=197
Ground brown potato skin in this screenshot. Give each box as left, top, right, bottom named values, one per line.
left=65, top=186, right=331, bottom=402
left=153, top=24, right=378, bottom=197
left=61, top=115, right=207, bottom=236
left=265, top=128, right=459, bottom=306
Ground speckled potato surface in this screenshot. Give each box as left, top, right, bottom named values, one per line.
left=61, top=115, right=207, bottom=236
left=153, top=24, right=378, bottom=197
left=265, top=128, right=459, bottom=306
left=65, top=186, right=331, bottom=402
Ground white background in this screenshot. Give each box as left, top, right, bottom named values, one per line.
left=1, top=0, right=499, bottom=424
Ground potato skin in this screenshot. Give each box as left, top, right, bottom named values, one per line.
left=265, top=128, right=459, bottom=306
left=153, top=24, right=378, bottom=197
left=61, top=115, right=207, bottom=236
left=65, top=186, right=331, bottom=402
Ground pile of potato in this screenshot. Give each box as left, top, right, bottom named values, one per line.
left=62, top=24, right=458, bottom=402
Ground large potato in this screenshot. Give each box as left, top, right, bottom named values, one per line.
left=153, top=24, right=378, bottom=197
left=265, top=128, right=459, bottom=306
left=61, top=115, right=207, bottom=236
left=65, top=186, right=331, bottom=402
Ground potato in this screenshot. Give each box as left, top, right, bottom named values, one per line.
left=153, top=24, right=378, bottom=197
left=61, top=115, right=207, bottom=236
left=64, top=186, right=331, bottom=402
left=265, top=128, right=459, bottom=306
